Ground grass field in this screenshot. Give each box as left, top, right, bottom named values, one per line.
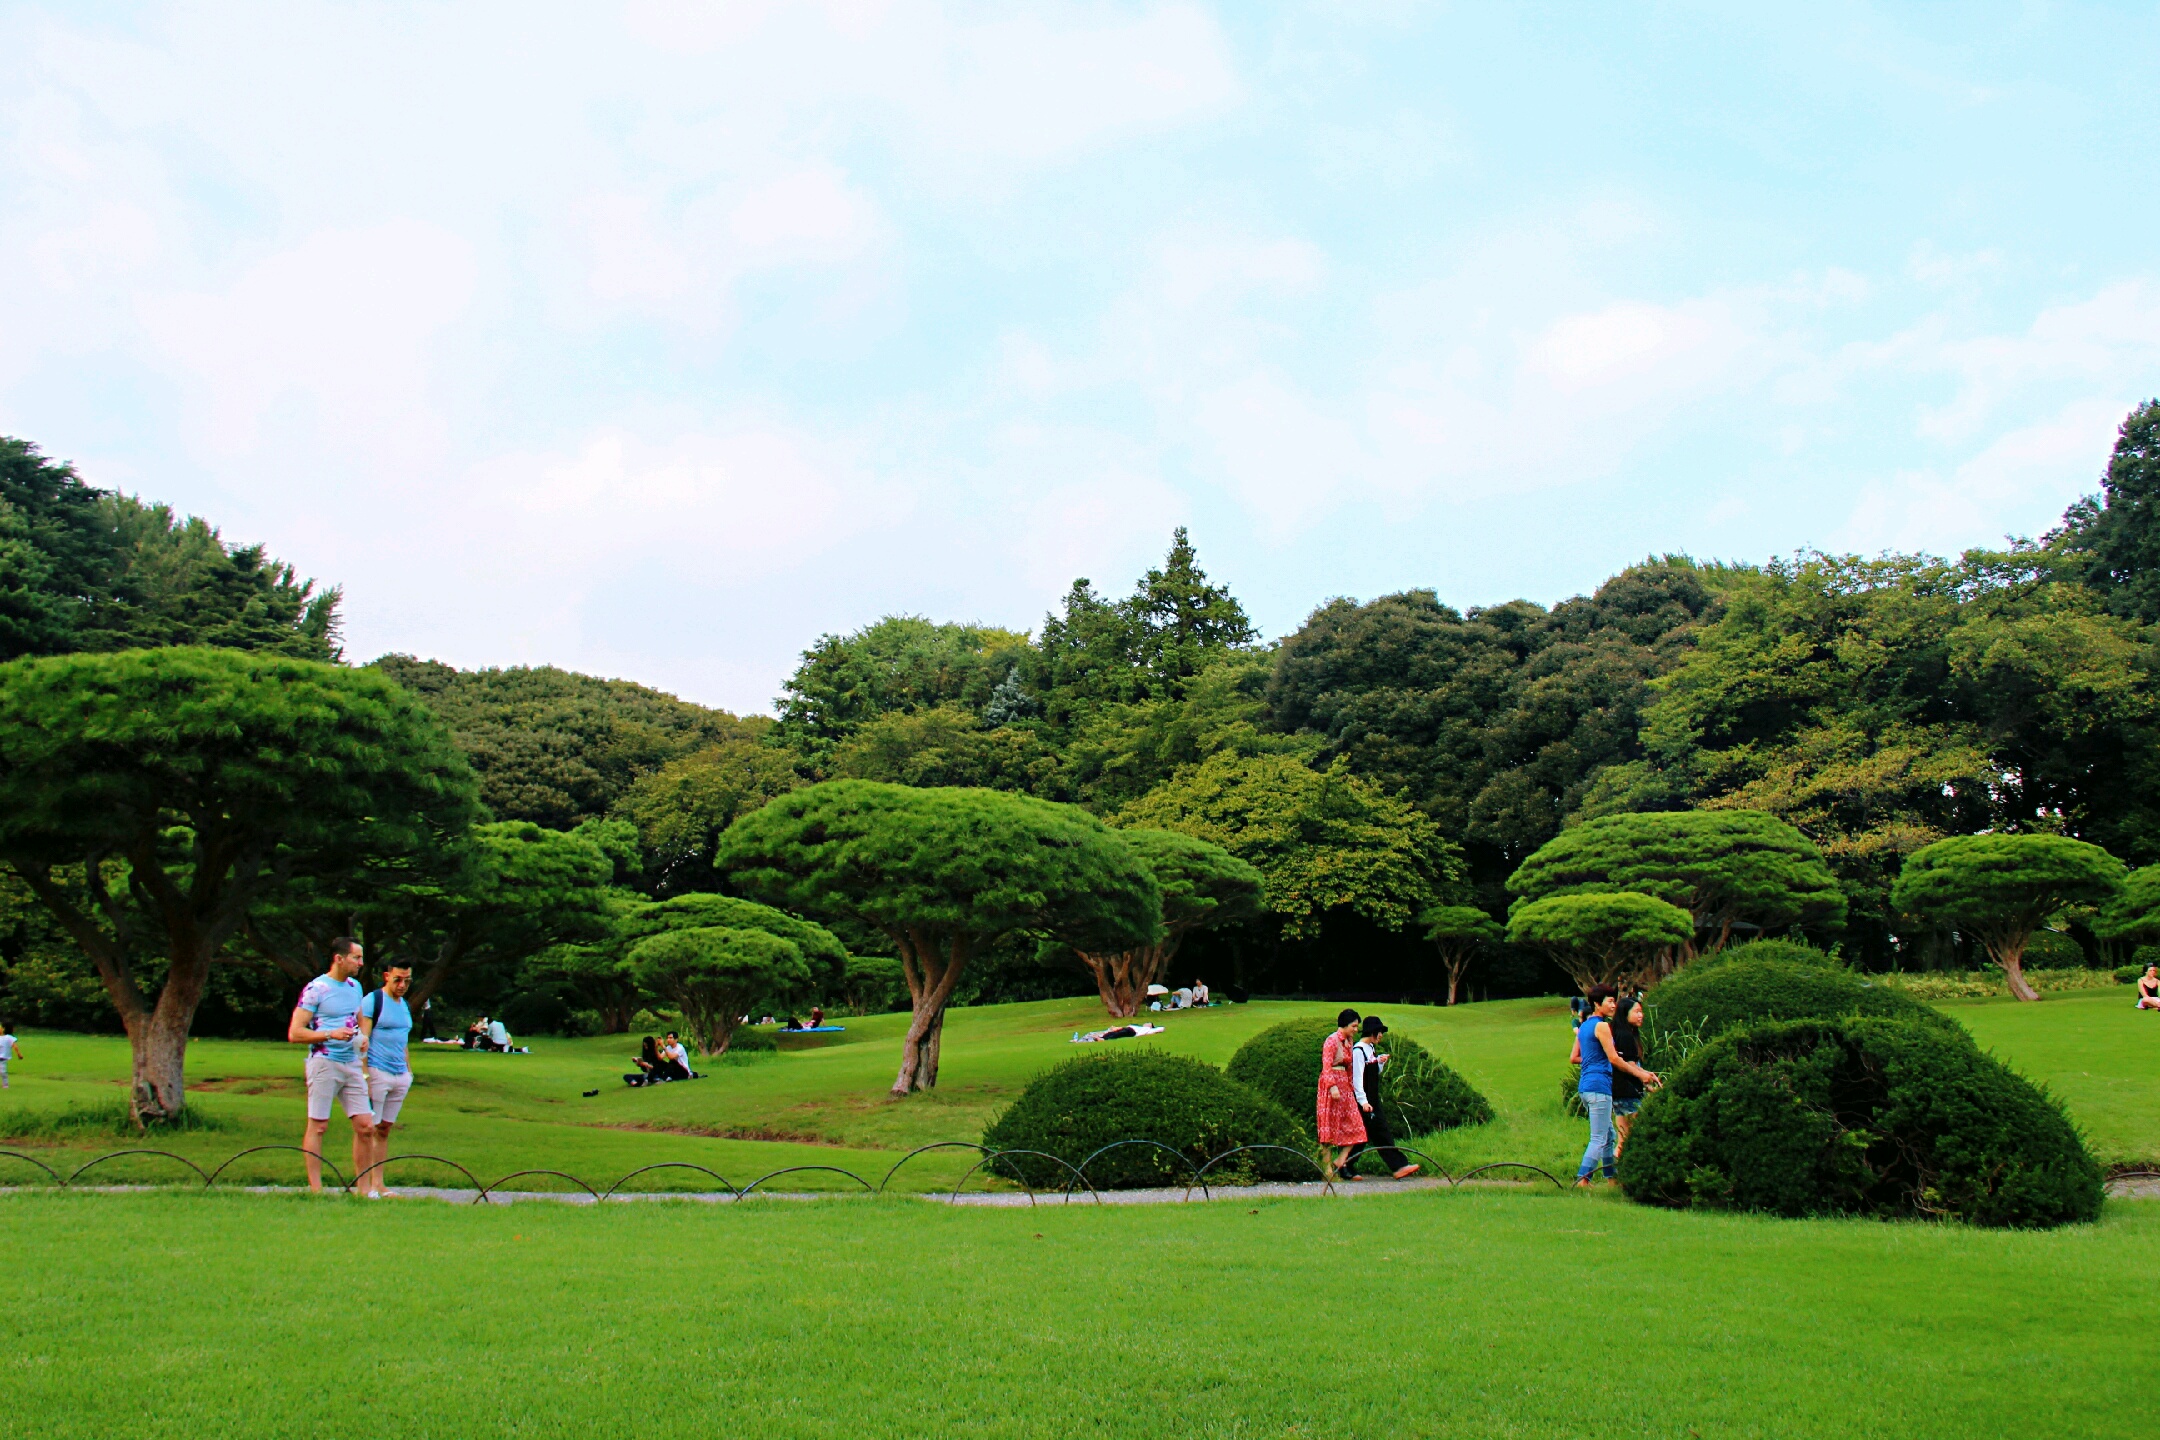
left=2, top=987, right=2155, bottom=1190
left=3, top=990, right=2155, bottom=1437
left=1, top=1188, right=2151, bottom=1440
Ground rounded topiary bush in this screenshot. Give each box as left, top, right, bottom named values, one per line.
left=1225, top=1017, right=1492, bottom=1140
left=982, top=1049, right=1311, bottom=1189
left=1648, top=956, right=1962, bottom=1052
left=1618, top=1016, right=2102, bottom=1227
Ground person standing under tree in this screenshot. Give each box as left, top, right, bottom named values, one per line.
left=357, top=963, right=415, bottom=1199
left=0, top=1022, right=18, bottom=1088
left=1343, top=1015, right=1420, bottom=1180
left=1316, top=1009, right=1366, bottom=1180
left=288, top=937, right=375, bottom=1194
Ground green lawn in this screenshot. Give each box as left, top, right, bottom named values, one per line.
left=2, top=987, right=2154, bottom=1191
left=0, top=1187, right=2150, bottom=1440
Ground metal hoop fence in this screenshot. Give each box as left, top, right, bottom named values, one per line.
left=0, top=1139, right=1597, bottom=1201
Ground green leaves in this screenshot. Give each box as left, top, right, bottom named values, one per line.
left=1892, top=834, right=2126, bottom=930
left=1506, top=810, right=1845, bottom=941
left=0, top=646, right=479, bottom=868
left=716, top=780, right=1162, bottom=956
left=1116, top=752, right=1462, bottom=941
left=1505, top=891, right=1694, bottom=991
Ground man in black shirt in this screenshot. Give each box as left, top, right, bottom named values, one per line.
left=1343, top=1016, right=1421, bottom=1180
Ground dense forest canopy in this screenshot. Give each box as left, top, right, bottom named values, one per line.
left=6, top=403, right=2160, bottom=1039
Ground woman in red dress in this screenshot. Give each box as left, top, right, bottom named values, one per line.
left=1316, top=1008, right=1367, bottom=1178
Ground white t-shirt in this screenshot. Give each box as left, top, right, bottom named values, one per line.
left=0, top=1035, right=16, bottom=1060
left=661, top=1041, right=688, bottom=1068
left=487, top=1020, right=510, bottom=1047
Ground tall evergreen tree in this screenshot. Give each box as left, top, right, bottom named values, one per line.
left=2059, top=400, right=2160, bottom=622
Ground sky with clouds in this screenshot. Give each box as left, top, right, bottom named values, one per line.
left=5, top=2, right=2158, bottom=714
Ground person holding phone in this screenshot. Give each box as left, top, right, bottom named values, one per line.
left=1343, top=1015, right=1420, bottom=1180
left=288, top=937, right=375, bottom=1194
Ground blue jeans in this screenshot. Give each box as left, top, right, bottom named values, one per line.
left=1578, top=1091, right=1615, bottom=1180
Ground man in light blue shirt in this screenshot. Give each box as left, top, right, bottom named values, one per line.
left=358, top=963, right=415, bottom=1199
left=288, top=937, right=375, bottom=1193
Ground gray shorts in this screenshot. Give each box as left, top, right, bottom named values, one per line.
left=367, top=1069, right=413, bottom=1124
left=305, top=1055, right=374, bottom=1122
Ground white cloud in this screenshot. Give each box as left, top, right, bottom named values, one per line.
left=137, top=220, right=477, bottom=465
left=1836, top=395, right=2127, bottom=554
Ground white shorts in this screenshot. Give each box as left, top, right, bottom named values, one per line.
left=305, top=1055, right=374, bottom=1122
left=367, top=1069, right=413, bottom=1124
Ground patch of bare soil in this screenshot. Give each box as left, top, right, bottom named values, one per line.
left=187, top=1076, right=302, bottom=1095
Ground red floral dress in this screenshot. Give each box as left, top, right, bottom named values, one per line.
left=1316, top=1031, right=1367, bottom=1145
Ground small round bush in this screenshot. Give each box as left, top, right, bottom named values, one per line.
left=982, top=1050, right=1311, bottom=1189
left=1687, top=938, right=1839, bottom=972
left=1618, top=1016, right=2102, bottom=1227
left=1649, top=956, right=1962, bottom=1052
left=1225, top=1017, right=1491, bottom=1140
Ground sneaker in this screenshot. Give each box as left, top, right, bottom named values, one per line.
left=1391, top=1164, right=1421, bottom=1179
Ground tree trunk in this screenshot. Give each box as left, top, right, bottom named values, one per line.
left=1077, top=941, right=1174, bottom=1018
left=1443, top=954, right=1468, bottom=1006
left=130, top=926, right=217, bottom=1122
left=891, top=928, right=970, bottom=1096
left=1991, top=935, right=2042, bottom=1002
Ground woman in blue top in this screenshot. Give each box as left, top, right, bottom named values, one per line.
left=1572, top=985, right=1660, bottom=1187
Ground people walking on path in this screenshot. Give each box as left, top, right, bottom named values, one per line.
left=1573, top=985, right=1660, bottom=1188
left=1343, top=1015, right=1420, bottom=1180
left=0, top=1022, right=18, bottom=1088
left=358, top=963, right=415, bottom=1198
left=288, top=937, right=375, bottom=1194
left=1317, top=1008, right=1367, bottom=1179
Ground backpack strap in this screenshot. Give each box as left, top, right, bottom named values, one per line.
left=369, top=990, right=384, bottom=1023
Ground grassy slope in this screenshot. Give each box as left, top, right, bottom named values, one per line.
left=1, top=1188, right=2150, bottom=1440
left=2, top=987, right=2153, bottom=1190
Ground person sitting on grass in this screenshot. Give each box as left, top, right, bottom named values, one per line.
left=626, top=1035, right=661, bottom=1086
left=655, top=1032, right=693, bottom=1080
left=487, top=1016, right=513, bottom=1052
left=2138, top=965, right=2160, bottom=1011
left=809, top=1005, right=824, bottom=1028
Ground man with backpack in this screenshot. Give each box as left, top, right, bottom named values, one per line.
left=357, top=963, right=416, bottom=1199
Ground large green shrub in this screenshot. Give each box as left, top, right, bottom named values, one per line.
left=1648, top=956, right=1962, bottom=1049
left=1225, top=1017, right=1491, bottom=1140
left=1619, top=1016, right=2102, bottom=1227
left=982, top=1050, right=1310, bottom=1189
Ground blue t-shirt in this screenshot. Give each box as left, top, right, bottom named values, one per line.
left=363, top=992, right=412, bottom=1076
left=1576, top=1016, right=1613, bottom=1096
left=298, top=975, right=365, bottom=1064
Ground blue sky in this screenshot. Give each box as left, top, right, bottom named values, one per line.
left=4, top=3, right=2158, bottom=713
